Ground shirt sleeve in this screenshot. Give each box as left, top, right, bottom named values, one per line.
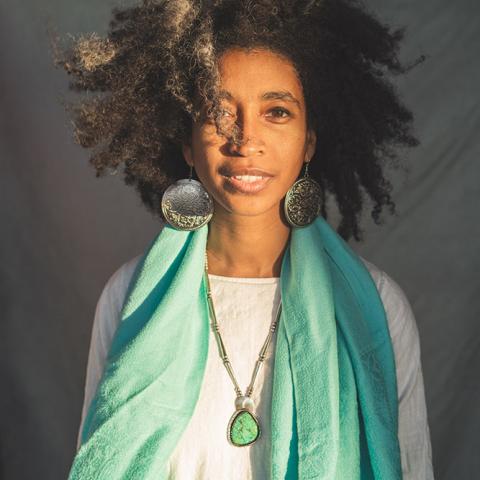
left=376, top=268, right=434, bottom=480
left=75, top=254, right=143, bottom=451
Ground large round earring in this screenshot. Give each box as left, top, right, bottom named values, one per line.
left=161, top=165, right=214, bottom=231
left=284, top=161, right=322, bottom=228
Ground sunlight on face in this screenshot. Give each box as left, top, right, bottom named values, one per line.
left=182, top=47, right=316, bottom=221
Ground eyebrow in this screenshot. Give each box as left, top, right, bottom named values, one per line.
left=218, top=90, right=302, bottom=108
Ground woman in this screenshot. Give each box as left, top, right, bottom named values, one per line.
left=54, top=0, right=433, bottom=478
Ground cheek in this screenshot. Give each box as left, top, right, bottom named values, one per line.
left=274, top=137, right=307, bottom=179
left=189, top=144, right=222, bottom=191
left=190, top=129, right=215, bottom=166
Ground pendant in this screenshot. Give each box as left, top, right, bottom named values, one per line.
left=228, top=409, right=260, bottom=446
left=227, top=396, right=260, bottom=447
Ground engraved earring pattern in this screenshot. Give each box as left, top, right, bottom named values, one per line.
left=284, top=161, right=322, bottom=228
left=161, top=165, right=214, bottom=231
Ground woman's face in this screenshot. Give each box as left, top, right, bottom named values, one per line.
left=182, top=47, right=316, bottom=221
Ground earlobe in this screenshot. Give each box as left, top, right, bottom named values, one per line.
left=305, top=129, right=317, bottom=162
left=182, top=143, right=193, bottom=167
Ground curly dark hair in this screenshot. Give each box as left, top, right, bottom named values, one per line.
left=50, top=0, right=425, bottom=241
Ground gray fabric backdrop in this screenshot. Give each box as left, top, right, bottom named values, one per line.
left=0, top=0, right=478, bottom=478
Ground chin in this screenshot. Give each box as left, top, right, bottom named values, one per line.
left=214, top=195, right=282, bottom=218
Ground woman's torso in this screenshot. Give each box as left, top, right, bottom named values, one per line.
left=76, top=253, right=434, bottom=479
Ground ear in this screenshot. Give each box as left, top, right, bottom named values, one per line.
left=182, top=143, right=193, bottom=168
left=305, top=129, right=317, bottom=163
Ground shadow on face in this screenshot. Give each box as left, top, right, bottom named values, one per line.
left=182, top=47, right=316, bottom=222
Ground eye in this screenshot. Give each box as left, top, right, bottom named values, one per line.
left=220, top=108, right=233, bottom=117
left=217, top=109, right=236, bottom=125
left=201, top=105, right=232, bottom=123
left=266, top=107, right=291, bottom=119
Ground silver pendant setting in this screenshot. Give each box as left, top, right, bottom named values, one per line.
left=227, top=397, right=261, bottom=447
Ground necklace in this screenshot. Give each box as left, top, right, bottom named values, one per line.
left=204, top=251, right=282, bottom=447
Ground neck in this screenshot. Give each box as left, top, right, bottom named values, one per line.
left=206, top=206, right=291, bottom=278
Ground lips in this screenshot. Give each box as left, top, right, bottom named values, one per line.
left=223, top=176, right=272, bottom=193
left=221, top=167, right=273, bottom=193
left=220, top=167, right=274, bottom=177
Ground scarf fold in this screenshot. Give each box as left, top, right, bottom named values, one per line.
left=69, top=216, right=401, bottom=479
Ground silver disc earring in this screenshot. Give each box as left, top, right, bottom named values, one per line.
left=161, top=165, right=214, bottom=231
left=284, top=161, right=323, bottom=228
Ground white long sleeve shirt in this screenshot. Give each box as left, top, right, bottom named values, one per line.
left=75, top=254, right=434, bottom=479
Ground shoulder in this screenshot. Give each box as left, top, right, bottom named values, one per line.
left=94, top=253, right=144, bottom=339
left=101, top=253, right=144, bottom=307
left=359, top=256, right=423, bottom=404
left=359, top=256, right=419, bottom=344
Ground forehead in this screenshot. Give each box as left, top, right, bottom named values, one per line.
left=217, top=48, right=305, bottom=104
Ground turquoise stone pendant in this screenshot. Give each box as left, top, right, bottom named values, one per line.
left=227, top=408, right=260, bottom=447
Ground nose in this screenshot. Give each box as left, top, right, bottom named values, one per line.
left=226, top=109, right=265, bottom=157
left=229, top=136, right=265, bottom=157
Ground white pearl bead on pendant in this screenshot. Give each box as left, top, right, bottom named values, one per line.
left=235, top=395, right=255, bottom=411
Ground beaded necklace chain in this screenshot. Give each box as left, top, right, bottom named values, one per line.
left=204, top=251, right=282, bottom=447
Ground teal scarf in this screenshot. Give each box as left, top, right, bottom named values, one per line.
left=70, top=216, right=402, bottom=479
